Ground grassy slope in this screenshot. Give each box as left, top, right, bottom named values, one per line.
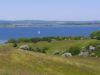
left=18, top=39, right=100, bottom=53
left=0, top=46, right=100, bottom=75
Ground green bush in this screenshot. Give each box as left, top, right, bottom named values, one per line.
left=86, top=42, right=100, bottom=49
left=18, top=38, right=32, bottom=42
left=68, top=46, right=81, bottom=55
left=12, top=43, right=18, bottom=47
left=95, top=50, right=100, bottom=57
left=90, top=31, right=100, bottom=40
left=32, top=47, right=48, bottom=53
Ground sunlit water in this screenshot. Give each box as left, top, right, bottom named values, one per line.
left=0, top=25, right=100, bottom=43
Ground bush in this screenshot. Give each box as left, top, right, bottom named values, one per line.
left=13, top=43, right=18, bottom=47
left=68, top=46, right=81, bottom=55
left=33, top=47, right=48, bottom=53
left=90, top=31, right=100, bottom=40
left=86, top=42, right=100, bottom=49
left=95, top=50, right=100, bottom=57
left=18, top=38, right=32, bottom=43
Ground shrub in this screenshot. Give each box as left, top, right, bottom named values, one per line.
left=13, top=43, right=18, bottom=47
left=86, top=42, right=100, bottom=49
left=95, top=50, right=100, bottom=57
left=68, top=46, right=81, bottom=55
left=90, top=31, right=100, bottom=40
left=33, top=47, right=48, bottom=53
left=31, top=38, right=41, bottom=43
left=18, top=38, right=31, bottom=43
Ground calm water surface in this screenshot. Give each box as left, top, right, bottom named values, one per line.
left=0, top=26, right=100, bottom=42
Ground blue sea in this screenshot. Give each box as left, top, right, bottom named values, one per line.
left=0, top=25, right=100, bottom=43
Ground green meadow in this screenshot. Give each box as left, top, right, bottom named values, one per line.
left=17, top=39, right=100, bottom=54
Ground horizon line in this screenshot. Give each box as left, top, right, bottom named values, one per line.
left=0, top=19, right=100, bottom=22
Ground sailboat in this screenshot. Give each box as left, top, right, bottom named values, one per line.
left=38, top=31, right=41, bottom=34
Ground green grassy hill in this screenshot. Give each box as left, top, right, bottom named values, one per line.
left=0, top=46, right=100, bottom=75
left=17, top=39, right=100, bottom=54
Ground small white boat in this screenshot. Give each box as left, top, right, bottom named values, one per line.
left=38, top=31, right=41, bottom=34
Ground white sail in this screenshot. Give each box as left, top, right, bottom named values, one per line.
left=38, top=31, right=41, bottom=34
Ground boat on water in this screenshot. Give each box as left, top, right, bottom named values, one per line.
left=38, top=31, right=41, bottom=34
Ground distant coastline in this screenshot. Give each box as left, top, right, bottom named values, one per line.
left=0, top=20, right=100, bottom=27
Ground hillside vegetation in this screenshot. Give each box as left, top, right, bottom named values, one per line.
left=0, top=31, right=100, bottom=75
left=0, top=46, right=100, bottom=75
left=11, top=39, right=100, bottom=54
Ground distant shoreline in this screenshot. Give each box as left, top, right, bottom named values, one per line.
left=0, top=25, right=100, bottom=28
left=0, top=20, right=100, bottom=27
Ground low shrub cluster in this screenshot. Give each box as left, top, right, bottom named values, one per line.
left=53, top=42, right=100, bottom=57
left=19, top=45, right=48, bottom=53
left=32, top=47, right=48, bottom=53
left=53, top=46, right=81, bottom=56
left=67, top=46, right=81, bottom=55
left=12, top=43, right=18, bottom=48
left=90, top=31, right=100, bottom=40
left=8, top=36, right=87, bottom=43
left=86, top=42, right=100, bottom=57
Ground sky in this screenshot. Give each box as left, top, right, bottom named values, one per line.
left=0, top=0, right=100, bottom=21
